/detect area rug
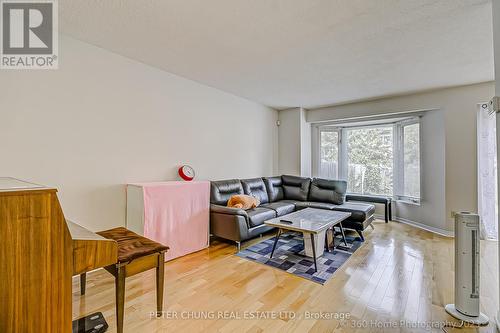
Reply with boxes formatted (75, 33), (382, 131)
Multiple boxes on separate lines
(236, 232), (363, 284)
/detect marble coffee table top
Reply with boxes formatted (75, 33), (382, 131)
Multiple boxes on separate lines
(264, 208), (351, 234)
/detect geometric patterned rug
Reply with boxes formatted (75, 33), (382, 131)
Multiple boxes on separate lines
(236, 232), (363, 284)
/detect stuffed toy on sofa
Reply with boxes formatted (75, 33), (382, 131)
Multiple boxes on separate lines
(227, 194), (260, 210)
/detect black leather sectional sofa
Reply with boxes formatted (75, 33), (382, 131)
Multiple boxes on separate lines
(210, 175), (375, 249)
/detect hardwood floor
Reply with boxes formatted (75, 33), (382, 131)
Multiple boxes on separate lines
(72, 220), (499, 332)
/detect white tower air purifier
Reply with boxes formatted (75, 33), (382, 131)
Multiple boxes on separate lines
(445, 212), (489, 325)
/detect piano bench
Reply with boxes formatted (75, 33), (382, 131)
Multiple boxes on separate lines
(80, 227), (169, 333)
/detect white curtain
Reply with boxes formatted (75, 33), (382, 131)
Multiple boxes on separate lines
(477, 103), (498, 240)
(319, 161), (338, 180)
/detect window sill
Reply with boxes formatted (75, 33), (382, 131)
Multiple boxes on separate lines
(394, 198), (421, 206)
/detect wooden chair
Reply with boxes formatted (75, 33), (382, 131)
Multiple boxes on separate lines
(80, 227), (169, 333)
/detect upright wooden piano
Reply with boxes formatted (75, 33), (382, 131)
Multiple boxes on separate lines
(0, 178), (117, 333)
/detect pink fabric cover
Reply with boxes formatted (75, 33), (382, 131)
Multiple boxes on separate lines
(131, 181), (209, 261)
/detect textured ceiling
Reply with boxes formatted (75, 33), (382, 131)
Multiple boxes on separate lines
(60, 0), (494, 109)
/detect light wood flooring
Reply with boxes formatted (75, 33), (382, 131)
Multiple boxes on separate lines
(72, 220), (499, 332)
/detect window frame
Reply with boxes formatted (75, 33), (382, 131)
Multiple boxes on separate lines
(394, 118), (422, 204)
(318, 127), (341, 180)
(313, 117), (421, 204)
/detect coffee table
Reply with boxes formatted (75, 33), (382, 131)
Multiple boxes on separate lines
(264, 208), (351, 272)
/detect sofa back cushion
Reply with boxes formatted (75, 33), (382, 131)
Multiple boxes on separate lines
(210, 179), (243, 205)
(241, 178), (269, 204)
(309, 178), (347, 204)
(281, 175), (311, 201)
(263, 176), (284, 202)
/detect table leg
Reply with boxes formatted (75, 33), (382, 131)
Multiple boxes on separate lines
(270, 229), (281, 258)
(385, 203), (389, 223)
(310, 233), (318, 272)
(325, 228), (334, 252)
(80, 273), (86, 295)
(331, 227), (335, 250)
(339, 223), (348, 247)
(388, 201), (392, 221)
(115, 265), (126, 333)
(156, 252), (165, 315)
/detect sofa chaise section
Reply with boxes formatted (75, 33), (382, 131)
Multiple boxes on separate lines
(306, 178), (375, 241)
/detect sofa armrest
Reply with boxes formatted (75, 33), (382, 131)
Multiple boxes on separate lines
(210, 204), (248, 218)
(210, 213), (250, 242)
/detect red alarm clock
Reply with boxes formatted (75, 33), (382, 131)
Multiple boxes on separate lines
(178, 165), (195, 181)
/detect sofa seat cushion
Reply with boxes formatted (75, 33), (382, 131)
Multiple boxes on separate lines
(246, 207), (277, 227)
(261, 202), (295, 216)
(331, 202), (375, 222)
(294, 201), (338, 210)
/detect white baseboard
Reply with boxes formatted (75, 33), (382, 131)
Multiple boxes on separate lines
(373, 214), (454, 237)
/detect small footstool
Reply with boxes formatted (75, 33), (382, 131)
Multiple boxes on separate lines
(80, 227), (169, 333)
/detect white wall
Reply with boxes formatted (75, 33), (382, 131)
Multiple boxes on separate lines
(303, 82), (494, 235)
(278, 108), (302, 175)
(300, 109), (312, 177)
(278, 107), (311, 176)
(0, 36), (278, 231)
(396, 110), (446, 234)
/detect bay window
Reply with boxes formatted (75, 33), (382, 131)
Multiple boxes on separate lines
(346, 125), (394, 196)
(319, 129), (340, 179)
(317, 117), (421, 203)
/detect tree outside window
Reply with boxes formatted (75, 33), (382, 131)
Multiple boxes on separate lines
(346, 126), (393, 196)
